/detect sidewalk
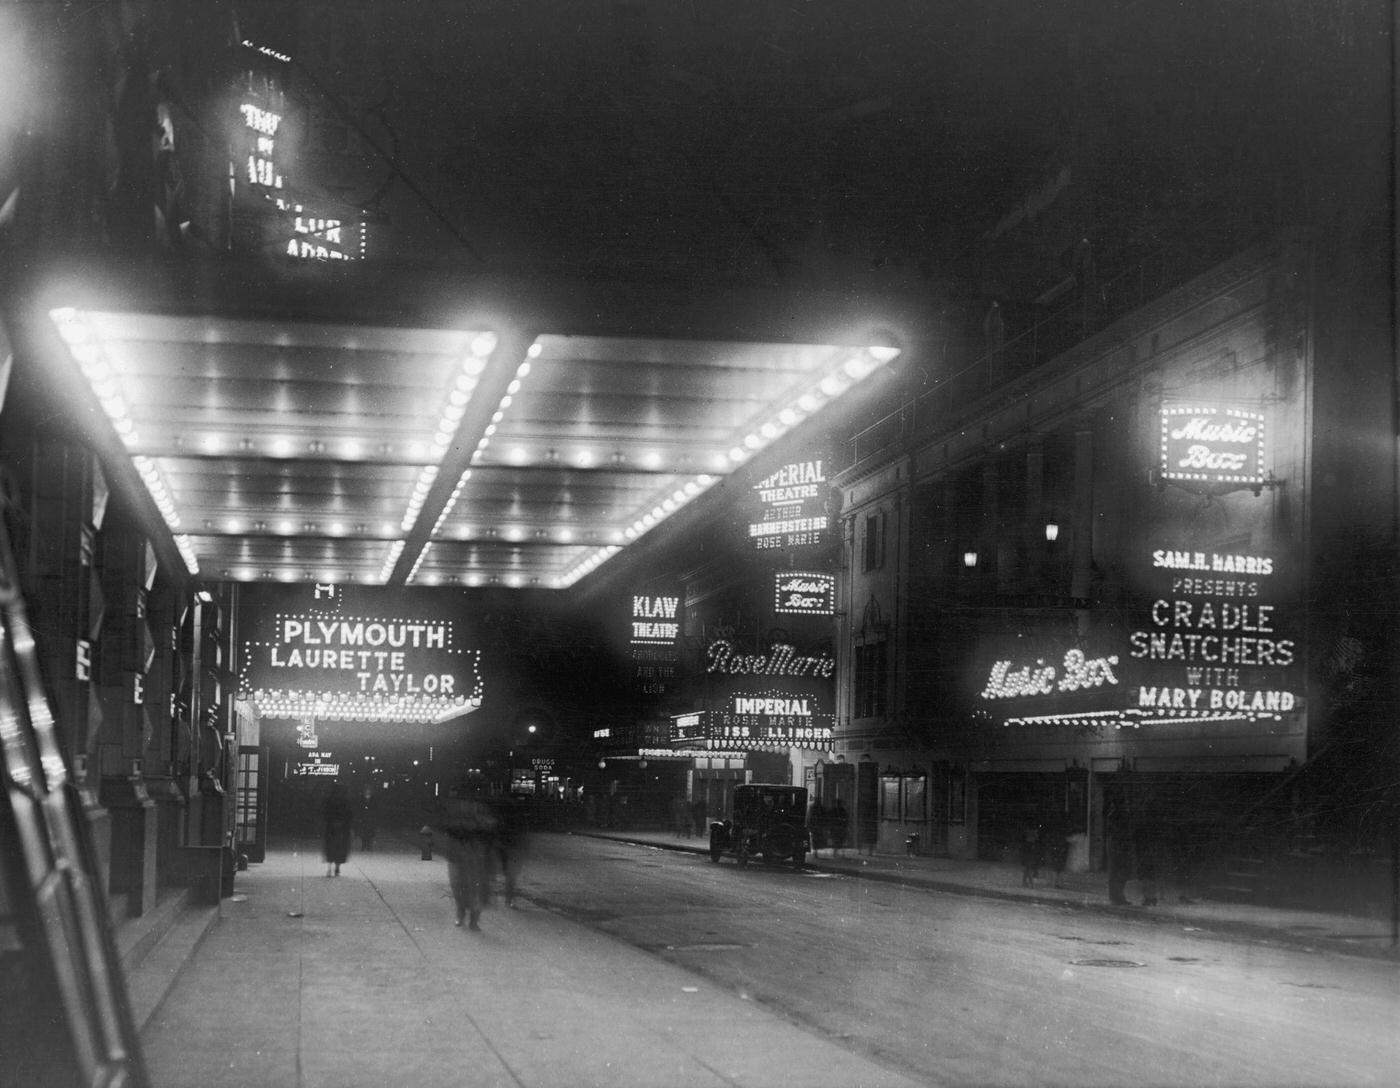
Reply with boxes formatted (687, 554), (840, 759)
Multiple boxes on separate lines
(137, 841), (928, 1088)
(575, 827), (1400, 962)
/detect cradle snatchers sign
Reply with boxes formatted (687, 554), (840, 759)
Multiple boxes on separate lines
(238, 584), (483, 723)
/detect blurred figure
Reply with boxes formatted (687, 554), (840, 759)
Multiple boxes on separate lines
(671, 794), (692, 838)
(809, 798), (828, 852)
(1046, 814), (1073, 889)
(322, 782), (353, 877)
(492, 795), (529, 908)
(357, 785), (379, 852)
(1019, 820), (1042, 888)
(438, 784), (497, 930)
(690, 795), (707, 837)
(828, 799), (848, 856)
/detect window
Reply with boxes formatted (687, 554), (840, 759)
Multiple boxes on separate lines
(879, 774), (928, 821)
(861, 511), (885, 572)
(853, 640), (887, 719)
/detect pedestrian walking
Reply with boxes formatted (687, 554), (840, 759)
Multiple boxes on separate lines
(1046, 816), (1072, 888)
(1105, 790), (1133, 905)
(691, 796), (708, 838)
(438, 782), (497, 930)
(321, 781), (353, 877)
(491, 795), (529, 908)
(809, 799), (828, 852)
(671, 795), (692, 838)
(829, 799), (848, 856)
(1018, 820), (1041, 887)
(357, 785), (379, 852)
(1134, 821), (1160, 906)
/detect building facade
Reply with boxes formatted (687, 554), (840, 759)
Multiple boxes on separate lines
(833, 228), (1396, 908)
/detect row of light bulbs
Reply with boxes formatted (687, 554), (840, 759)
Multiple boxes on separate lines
(556, 344), (900, 588)
(51, 308), (201, 575)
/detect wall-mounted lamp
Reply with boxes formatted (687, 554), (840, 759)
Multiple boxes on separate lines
(637, 759), (649, 771)
(1044, 521), (1060, 542)
(963, 549), (979, 568)
(597, 759), (607, 770)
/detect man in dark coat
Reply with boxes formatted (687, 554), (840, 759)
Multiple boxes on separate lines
(322, 782), (353, 877)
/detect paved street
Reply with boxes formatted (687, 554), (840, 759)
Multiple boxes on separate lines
(140, 832), (1400, 1087)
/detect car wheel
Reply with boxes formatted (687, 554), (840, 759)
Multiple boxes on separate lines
(764, 824), (797, 862)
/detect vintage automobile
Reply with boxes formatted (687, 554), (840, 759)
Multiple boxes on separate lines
(708, 784), (809, 867)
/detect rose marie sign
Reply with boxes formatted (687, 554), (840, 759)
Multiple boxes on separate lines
(237, 583), (483, 724)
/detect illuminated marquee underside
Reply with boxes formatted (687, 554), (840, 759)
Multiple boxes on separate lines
(252, 688), (480, 724)
(1002, 706), (1293, 729)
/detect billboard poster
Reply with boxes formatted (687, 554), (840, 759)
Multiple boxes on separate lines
(237, 583), (483, 724)
(1127, 545), (1301, 723)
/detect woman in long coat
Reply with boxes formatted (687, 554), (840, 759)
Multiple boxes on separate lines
(322, 782), (353, 876)
(438, 789), (497, 930)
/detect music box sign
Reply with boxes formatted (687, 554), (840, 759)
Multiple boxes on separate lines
(978, 635), (1126, 729)
(774, 572), (836, 615)
(1159, 405), (1266, 486)
(749, 457), (830, 551)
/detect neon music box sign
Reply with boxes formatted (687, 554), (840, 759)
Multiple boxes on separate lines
(1159, 405), (1266, 486)
(774, 572), (836, 615)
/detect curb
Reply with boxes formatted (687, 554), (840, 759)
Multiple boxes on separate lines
(570, 830), (1400, 963)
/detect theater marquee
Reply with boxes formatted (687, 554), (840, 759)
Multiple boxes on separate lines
(238, 584), (483, 724)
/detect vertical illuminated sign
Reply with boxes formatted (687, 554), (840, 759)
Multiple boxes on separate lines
(1129, 548), (1299, 719)
(629, 591), (681, 695)
(749, 457), (830, 550)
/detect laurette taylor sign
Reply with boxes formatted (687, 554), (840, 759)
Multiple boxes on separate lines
(1159, 405), (1266, 486)
(749, 458), (830, 550)
(238, 585), (483, 724)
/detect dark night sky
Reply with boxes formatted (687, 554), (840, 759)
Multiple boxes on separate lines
(243, 1), (1389, 288)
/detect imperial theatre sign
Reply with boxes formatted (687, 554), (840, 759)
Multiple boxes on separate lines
(238, 584), (483, 724)
(749, 458), (830, 550)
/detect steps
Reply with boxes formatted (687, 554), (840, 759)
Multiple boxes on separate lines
(113, 887), (220, 1032)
